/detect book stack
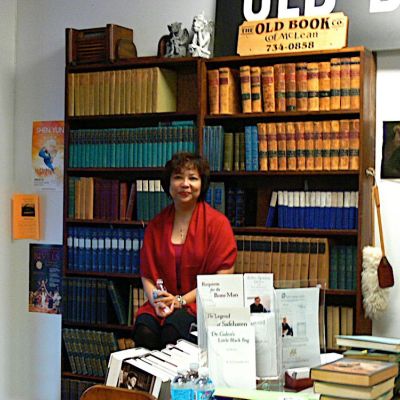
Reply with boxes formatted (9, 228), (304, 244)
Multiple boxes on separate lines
(338, 335), (400, 398)
(207, 58), (361, 115)
(68, 67), (177, 116)
(69, 124), (197, 168)
(266, 190), (359, 230)
(61, 378), (94, 400)
(234, 235), (329, 288)
(311, 357), (398, 400)
(66, 226), (144, 274)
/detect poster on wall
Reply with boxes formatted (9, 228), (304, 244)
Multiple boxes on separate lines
(32, 120), (64, 191)
(12, 193), (40, 240)
(28, 244), (63, 314)
(381, 121), (400, 179)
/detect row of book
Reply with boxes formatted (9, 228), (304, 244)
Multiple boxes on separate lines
(63, 278), (144, 325)
(267, 190), (359, 230)
(68, 125), (197, 168)
(67, 67), (177, 116)
(330, 245), (357, 291)
(207, 57), (360, 115)
(234, 235), (330, 289)
(66, 227), (144, 274)
(61, 379), (94, 400)
(62, 328), (119, 377)
(69, 178), (171, 222)
(325, 305), (354, 350)
(203, 120), (360, 173)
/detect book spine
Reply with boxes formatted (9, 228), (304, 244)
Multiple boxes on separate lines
(285, 63), (296, 111)
(330, 57), (341, 110)
(350, 56), (361, 110)
(318, 61), (331, 111)
(340, 57), (351, 110)
(239, 65), (252, 113)
(251, 125), (259, 171)
(295, 62), (308, 112)
(339, 119), (350, 170)
(313, 121), (323, 171)
(250, 66), (262, 113)
(257, 123), (268, 171)
(304, 121), (315, 171)
(295, 121), (306, 171)
(266, 123), (278, 171)
(244, 125), (253, 171)
(274, 64), (286, 112)
(276, 122), (287, 171)
(286, 122), (296, 171)
(349, 119), (360, 170)
(261, 66), (275, 112)
(322, 120), (331, 171)
(307, 62), (319, 111)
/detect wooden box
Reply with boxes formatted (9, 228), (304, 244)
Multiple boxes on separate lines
(66, 24), (136, 65)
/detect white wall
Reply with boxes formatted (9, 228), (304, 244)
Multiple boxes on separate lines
(372, 50), (400, 338)
(6, 1), (400, 399)
(12, 1), (215, 399)
(0, 1), (16, 399)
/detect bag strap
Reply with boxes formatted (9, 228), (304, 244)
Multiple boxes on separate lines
(373, 185), (385, 256)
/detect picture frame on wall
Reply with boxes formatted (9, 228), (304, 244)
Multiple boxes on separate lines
(381, 121), (400, 179)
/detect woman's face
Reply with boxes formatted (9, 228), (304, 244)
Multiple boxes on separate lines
(169, 165), (202, 208)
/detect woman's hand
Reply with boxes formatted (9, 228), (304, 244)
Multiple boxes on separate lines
(153, 290), (175, 308)
(154, 300), (175, 318)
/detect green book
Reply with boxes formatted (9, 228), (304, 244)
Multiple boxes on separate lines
(107, 280), (127, 325)
(223, 132), (234, 171)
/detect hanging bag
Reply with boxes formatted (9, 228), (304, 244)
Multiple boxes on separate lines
(362, 183), (394, 319)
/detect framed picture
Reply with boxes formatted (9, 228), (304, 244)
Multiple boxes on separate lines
(381, 121), (400, 179)
(28, 244), (63, 314)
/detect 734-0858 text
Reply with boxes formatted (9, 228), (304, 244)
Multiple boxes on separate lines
(265, 41), (315, 52)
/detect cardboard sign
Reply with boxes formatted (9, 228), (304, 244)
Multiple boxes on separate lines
(237, 12), (348, 56)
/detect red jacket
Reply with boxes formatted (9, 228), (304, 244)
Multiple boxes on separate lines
(137, 201), (237, 321)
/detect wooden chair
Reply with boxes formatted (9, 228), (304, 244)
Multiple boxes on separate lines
(80, 385), (157, 400)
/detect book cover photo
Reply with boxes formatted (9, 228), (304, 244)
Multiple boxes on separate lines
(28, 244), (63, 314)
(311, 357), (398, 386)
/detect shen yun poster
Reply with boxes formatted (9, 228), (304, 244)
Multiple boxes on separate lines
(32, 120), (64, 191)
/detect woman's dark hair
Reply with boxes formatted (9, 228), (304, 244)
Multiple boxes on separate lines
(161, 152), (210, 201)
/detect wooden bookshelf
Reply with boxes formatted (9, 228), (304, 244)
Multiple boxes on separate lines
(62, 45), (375, 383)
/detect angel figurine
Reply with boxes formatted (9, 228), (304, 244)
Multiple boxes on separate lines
(188, 12), (214, 58)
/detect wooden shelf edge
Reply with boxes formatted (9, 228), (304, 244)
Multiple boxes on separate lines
(64, 270), (140, 279)
(62, 371), (105, 382)
(232, 227), (358, 236)
(62, 321), (135, 332)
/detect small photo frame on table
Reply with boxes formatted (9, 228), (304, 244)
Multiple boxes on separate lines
(381, 121), (400, 179)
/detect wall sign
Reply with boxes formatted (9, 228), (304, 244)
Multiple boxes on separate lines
(237, 12), (348, 56)
(214, 0), (400, 56)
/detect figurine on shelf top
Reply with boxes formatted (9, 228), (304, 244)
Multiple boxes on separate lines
(188, 11), (214, 59)
(165, 22), (190, 58)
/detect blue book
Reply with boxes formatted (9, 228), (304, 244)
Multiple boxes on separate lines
(314, 192), (321, 229)
(84, 227), (92, 272)
(132, 229), (141, 274)
(117, 228), (125, 273)
(329, 192), (337, 229)
(104, 228), (112, 273)
(125, 230), (133, 274)
(91, 228), (98, 272)
(251, 125), (259, 171)
(213, 182), (225, 213)
(235, 188), (246, 227)
(244, 125), (253, 171)
(265, 191), (278, 227)
(283, 191), (289, 228)
(67, 226), (74, 270)
(205, 185), (213, 206)
(77, 228), (85, 272)
(304, 192), (311, 229)
(107, 280), (127, 325)
(97, 228), (105, 273)
(111, 229), (119, 273)
(309, 192), (316, 229)
(336, 192), (344, 229)
(277, 191), (284, 228)
(287, 191), (294, 228)
(299, 192), (306, 228)
(343, 191), (351, 229)
(350, 191), (358, 229)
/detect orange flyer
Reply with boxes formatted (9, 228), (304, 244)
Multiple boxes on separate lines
(12, 193), (40, 240)
(32, 120), (64, 191)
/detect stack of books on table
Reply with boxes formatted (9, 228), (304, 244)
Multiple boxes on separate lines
(337, 335), (400, 398)
(311, 357), (398, 400)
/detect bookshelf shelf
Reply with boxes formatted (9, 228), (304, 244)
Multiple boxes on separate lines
(62, 321), (135, 332)
(211, 170), (360, 177)
(62, 372), (105, 383)
(66, 218), (146, 226)
(64, 270), (141, 279)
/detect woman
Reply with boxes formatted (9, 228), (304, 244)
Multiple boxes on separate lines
(133, 152), (237, 350)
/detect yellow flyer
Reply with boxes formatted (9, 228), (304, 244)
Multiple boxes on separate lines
(12, 193), (40, 240)
(32, 120), (64, 191)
